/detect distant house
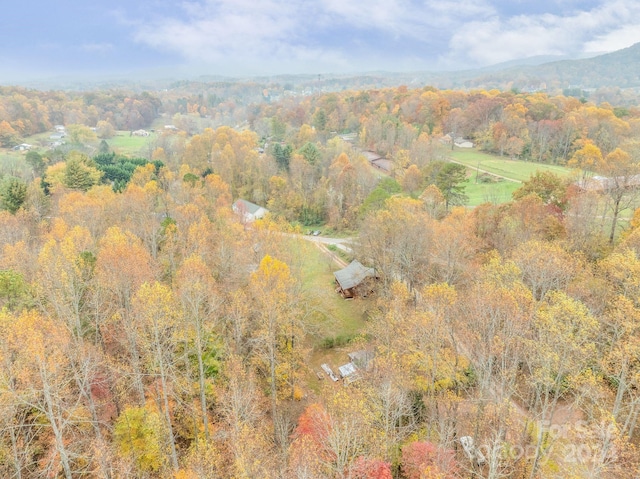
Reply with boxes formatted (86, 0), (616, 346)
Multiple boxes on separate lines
(132, 129), (150, 137)
(576, 174), (640, 192)
(440, 134), (474, 148)
(334, 260), (376, 298)
(440, 134), (453, 146)
(49, 133), (66, 140)
(54, 125), (66, 133)
(454, 138), (474, 148)
(339, 132), (357, 143)
(164, 124), (178, 131)
(12, 143), (32, 151)
(232, 199), (269, 223)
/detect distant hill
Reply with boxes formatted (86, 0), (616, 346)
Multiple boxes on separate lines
(9, 43), (640, 95)
(440, 43), (640, 91)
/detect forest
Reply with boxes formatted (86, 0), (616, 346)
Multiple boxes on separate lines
(1, 82), (640, 478)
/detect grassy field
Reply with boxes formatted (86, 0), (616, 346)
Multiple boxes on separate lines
(0, 151), (32, 177)
(450, 148), (574, 182)
(289, 238), (372, 393)
(296, 239), (368, 341)
(464, 176), (521, 206)
(106, 131), (157, 157)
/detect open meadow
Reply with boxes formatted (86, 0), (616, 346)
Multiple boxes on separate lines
(450, 148), (575, 182)
(105, 131), (157, 157)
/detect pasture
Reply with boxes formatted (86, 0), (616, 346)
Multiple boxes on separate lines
(106, 131), (157, 157)
(463, 176), (521, 206)
(450, 148), (574, 182)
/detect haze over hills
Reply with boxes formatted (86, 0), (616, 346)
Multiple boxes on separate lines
(8, 43), (640, 96)
(444, 42), (640, 91)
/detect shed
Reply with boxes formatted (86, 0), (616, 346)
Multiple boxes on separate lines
(334, 260), (376, 298)
(348, 350), (374, 369)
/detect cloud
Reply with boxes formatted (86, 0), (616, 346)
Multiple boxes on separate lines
(127, 0), (640, 74)
(445, 0), (640, 67)
(129, 0), (497, 73)
(133, 0), (312, 64)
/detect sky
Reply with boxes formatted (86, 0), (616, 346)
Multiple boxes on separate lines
(3, 0), (640, 83)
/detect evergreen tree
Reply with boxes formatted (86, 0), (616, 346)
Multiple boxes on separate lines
(63, 154), (101, 191)
(435, 162), (468, 210)
(273, 143), (292, 172)
(0, 177), (27, 214)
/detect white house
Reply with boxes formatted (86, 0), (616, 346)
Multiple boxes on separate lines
(12, 143), (32, 151)
(232, 199), (269, 223)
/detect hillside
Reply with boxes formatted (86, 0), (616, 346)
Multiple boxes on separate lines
(447, 43), (640, 91)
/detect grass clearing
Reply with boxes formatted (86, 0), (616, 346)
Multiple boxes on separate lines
(296, 239), (368, 341)
(0, 151), (31, 177)
(464, 177), (520, 206)
(450, 149), (573, 182)
(106, 131), (157, 157)
(289, 238), (372, 394)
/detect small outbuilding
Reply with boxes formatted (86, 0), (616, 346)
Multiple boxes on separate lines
(338, 350), (375, 385)
(334, 260), (376, 298)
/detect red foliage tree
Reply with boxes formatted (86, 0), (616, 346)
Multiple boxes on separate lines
(352, 457), (393, 479)
(401, 441), (457, 479)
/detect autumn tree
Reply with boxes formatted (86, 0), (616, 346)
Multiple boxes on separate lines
(0, 120), (20, 146)
(525, 291), (598, 477)
(568, 140), (602, 184)
(96, 120), (115, 139)
(0, 310), (80, 478)
(292, 392), (373, 479)
(67, 123), (98, 144)
(596, 146), (640, 244)
(176, 254), (221, 442)
(249, 255), (302, 444)
(358, 198), (433, 293)
(132, 281), (181, 470)
(401, 441), (457, 479)
(512, 171), (568, 209)
(94, 226), (155, 402)
(512, 239), (578, 301)
(401, 164), (424, 194)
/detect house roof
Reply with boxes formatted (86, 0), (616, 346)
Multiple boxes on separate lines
(334, 260), (375, 291)
(234, 199), (266, 215)
(371, 158), (393, 172)
(338, 362), (357, 378)
(348, 350), (374, 369)
(362, 150), (384, 162)
(577, 174), (640, 192)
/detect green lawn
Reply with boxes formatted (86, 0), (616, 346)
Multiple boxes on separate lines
(450, 149), (574, 182)
(464, 177), (520, 206)
(18, 129), (156, 158)
(287, 238), (372, 393)
(296, 239), (368, 342)
(0, 151), (32, 178)
(106, 131), (157, 157)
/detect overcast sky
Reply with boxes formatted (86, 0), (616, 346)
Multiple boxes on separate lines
(3, 0), (640, 82)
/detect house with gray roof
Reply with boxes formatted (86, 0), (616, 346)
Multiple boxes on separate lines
(232, 199), (269, 223)
(334, 260), (376, 298)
